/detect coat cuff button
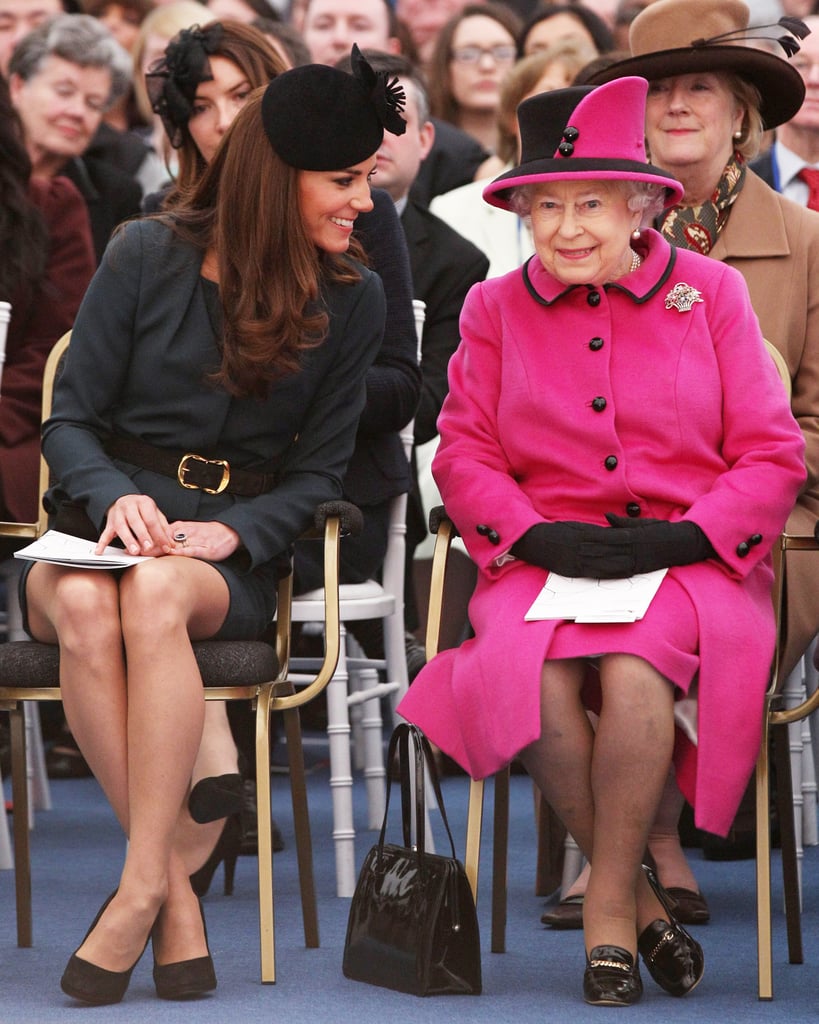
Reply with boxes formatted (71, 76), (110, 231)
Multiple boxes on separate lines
(736, 541), (750, 557)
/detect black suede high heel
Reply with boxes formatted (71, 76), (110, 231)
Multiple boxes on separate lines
(190, 814), (243, 897)
(60, 892), (149, 1006)
(188, 773), (242, 824)
(637, 865), (704, 997)
(153, 898), (217, 999)
(583, 945), (643, 1006)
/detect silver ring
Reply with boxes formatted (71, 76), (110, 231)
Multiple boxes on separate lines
(174, 532), (188, 547)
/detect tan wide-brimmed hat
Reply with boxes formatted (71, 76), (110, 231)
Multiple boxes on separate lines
(586, 0), (806, 129)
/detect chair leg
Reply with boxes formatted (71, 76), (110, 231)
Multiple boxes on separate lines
(326, 627), (356, 896)
(465, 777), (485, 903)
(491, 767), (510, 954)
(9, 704), (32, 947)
(756, 730), (773, 1000)
(254, 688), (276, 984)
(283, 705), (319, 948)
(772, 723), (803, 964)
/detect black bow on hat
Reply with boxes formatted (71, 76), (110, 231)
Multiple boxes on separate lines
(146, 24), (223, 149)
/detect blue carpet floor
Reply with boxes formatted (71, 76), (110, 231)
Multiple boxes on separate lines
(2, 730), (819, 1023)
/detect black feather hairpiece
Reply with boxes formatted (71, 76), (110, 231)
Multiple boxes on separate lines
(350, 43), (406, 137)
(691, 15), (810, 59)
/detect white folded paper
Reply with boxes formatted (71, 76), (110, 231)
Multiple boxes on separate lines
(14, 530), (153, 569)
(525, 568), (667, 623)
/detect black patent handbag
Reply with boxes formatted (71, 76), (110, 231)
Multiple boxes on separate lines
(342, 723), (482, 996)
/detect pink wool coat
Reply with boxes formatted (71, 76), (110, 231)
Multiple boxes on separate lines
(398, 229), (806, 837)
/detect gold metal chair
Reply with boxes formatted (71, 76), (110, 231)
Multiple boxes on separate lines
(424, 506), (510, 954)
(0, 332), (352, 984)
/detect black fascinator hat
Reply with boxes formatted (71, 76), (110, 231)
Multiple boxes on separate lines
(146, 24), (223, 149)
(261, 44), (406, 170)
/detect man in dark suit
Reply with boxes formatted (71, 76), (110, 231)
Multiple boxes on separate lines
(751, 15), (819, 208)
(361, 51), (490, 646)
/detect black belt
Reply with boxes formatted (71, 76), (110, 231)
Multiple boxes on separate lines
(104, 436), (279, 498)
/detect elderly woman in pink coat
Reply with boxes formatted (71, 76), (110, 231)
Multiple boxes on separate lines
(397, 76), (806, 1007)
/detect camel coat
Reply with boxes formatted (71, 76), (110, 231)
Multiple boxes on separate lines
(710, 169), (819, 675)
(398, 230), (805, 837)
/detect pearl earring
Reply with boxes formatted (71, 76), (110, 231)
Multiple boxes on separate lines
(734, 130), (742, 139)
(631, 228), (641, 241)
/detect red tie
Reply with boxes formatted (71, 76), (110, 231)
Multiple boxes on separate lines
(798, 167), (819, 211)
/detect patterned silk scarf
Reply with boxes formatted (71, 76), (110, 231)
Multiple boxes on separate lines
(657, 154), (747, 255)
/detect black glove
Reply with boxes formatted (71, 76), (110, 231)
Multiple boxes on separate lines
(511, 517), (715, 579)
(510, 521), (635, 578)
(602, 514), (716, 574)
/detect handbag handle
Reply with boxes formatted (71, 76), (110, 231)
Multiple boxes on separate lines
(378, 723), (459, 871)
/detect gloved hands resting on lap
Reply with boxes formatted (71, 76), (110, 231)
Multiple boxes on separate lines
(510, 515), (715, 579)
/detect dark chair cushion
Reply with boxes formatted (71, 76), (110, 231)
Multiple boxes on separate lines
(0, 640), (277, 690)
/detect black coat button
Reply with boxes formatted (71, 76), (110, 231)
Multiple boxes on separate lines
(736, 541), (750, 557)
(587, 290), (601, 307)
(604, 455), (618, 471)
(592, 396), (607, 412)
(626, 503), (641, 517)
(589, 337), (604, 351)
(476, 524), (490, 536)
(750, 533), (763, 546)
(563, 126), (579, 142)
(487, 529), (500, 545)
(558, 141), (574, 156)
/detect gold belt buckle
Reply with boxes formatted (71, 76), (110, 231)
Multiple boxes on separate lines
(177, 453), (231, 494)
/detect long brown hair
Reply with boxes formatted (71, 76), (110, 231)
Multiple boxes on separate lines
(165, 87), (364, 399)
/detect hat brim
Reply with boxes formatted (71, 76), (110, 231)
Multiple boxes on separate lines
(586, 46), (805, 130)
(483, 159), (685, 211)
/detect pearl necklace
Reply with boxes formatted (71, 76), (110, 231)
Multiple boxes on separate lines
(629, 248), (641, 273)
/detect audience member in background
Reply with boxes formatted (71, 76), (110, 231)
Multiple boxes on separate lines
(0, 73), (95, 532)
(85, 0), (154, 51)
(342, 49), (489, 653)
(206, 0), (278, 20)
(131, 0), (210, 182)
(611, 0), (654, 50)
(517, 1), (614, 58)
(427, 2), (522, 154)
(431, 43), (591, 275)
(23, 53), (393, 1006)
(479, 34), (596, 177)
(394, 0), (474, 69)
(751, 14), (819, 205)
(301, 0), (400, 66)
(9, 15), (141, 261)
(583, 0), (819, 879)
(0, 0), (63, 75)
(252, 14), (311, 65)
(145, 20), (286, 209)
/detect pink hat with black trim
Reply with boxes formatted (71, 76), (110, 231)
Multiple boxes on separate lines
(483, 76), (684, 212)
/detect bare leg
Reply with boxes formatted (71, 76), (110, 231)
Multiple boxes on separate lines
(26, 557), (231, 972)
(519, 654), (675, 956)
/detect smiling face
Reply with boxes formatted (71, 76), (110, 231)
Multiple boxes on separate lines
(448, 14), (517, 115)
(186, 56), (253, 164)
(529, 179), (641, 287)
(644, 72), (744, 190)
(298, 155), (377, 253)
(10, 55), (113, 174)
